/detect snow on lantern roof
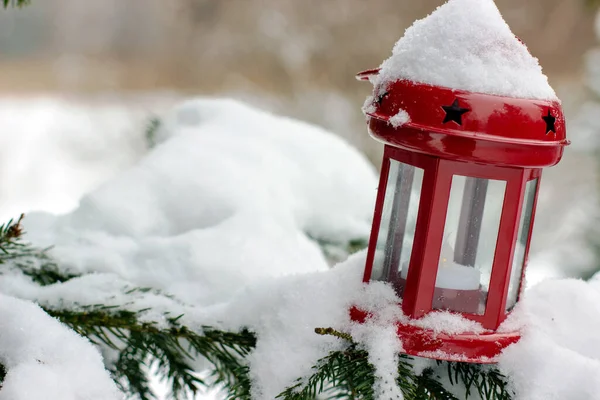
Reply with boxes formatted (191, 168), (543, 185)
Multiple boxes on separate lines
(374, 0), (557, 101)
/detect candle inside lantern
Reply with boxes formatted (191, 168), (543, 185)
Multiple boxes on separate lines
(401, 236), (482, 291)
(436, 236), (481, 290)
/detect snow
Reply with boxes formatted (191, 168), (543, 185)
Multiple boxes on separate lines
(216, 254), (600, 400)
(351, 323), (404, 400)
(21, 98), (378, 307)
(362, 95), (376, 117)
(374, 0), (557, 100)
(388, 110), (410, 128)
(411, 310), (485, 335)
(0, 97), (377, 398)
(498, 278), (600, 400)
(1, 93), (597, 400)
(0, 294), (121, 400)
(0, 96), (157, 221)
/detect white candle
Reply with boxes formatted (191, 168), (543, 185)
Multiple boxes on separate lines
(399, 237), (481, 290)
(436, 236), (480, 290)
(435, 263), (481, 290)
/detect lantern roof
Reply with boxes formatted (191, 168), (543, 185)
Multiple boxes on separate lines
(371, 0), (556, 101)
(358, 0), (568, 167)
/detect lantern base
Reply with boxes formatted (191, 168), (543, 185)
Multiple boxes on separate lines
(350, 308), (520, 363)
(394, 323), (520, 363)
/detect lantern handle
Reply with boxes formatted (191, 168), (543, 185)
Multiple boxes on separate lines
(355, 68), (380, 81)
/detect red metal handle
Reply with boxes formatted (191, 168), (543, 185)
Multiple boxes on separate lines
(355, 68), (380, 81)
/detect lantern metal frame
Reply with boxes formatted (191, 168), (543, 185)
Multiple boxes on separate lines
(353, 69), (568, 363)
(353, 146), (539, 362)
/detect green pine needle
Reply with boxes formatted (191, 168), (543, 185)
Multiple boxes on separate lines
(146, 117), (161, 149)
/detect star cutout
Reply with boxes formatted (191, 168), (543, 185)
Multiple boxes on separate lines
(442, 99), (470, 125)
(376, 91), (389, 105)
(542, 110), (556, 134)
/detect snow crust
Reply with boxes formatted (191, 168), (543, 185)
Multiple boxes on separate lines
(0, 294), (121, 400)
(375, 0), (557, 100)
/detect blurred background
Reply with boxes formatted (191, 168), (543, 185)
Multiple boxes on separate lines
(1, 0), (600, 283)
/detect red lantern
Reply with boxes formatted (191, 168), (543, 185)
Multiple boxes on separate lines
(352, 69), (569, 363)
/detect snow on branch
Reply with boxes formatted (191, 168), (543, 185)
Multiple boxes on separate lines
(0, 215), (513, 399)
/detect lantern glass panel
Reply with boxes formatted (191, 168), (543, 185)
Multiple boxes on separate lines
(506, 178), (538, 310)
(370, 159), (424, 295)
(433, 175), (506, 315)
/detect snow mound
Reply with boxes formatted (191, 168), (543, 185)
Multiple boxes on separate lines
(499, 278), (600, 399)
(0, 294), (120, 400)
(375, 0), (556, 100)
(207, 251), (409, 399)
(224, 253), (600, 400)
(22, 98), (377, 306)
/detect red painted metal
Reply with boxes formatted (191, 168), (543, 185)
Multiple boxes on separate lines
(403, 157), (452, 318)
(361, 73), (568, 168)
(355, 68), (568, 363)
(514, 169), (542, 306)
(362, 157), (391, 283)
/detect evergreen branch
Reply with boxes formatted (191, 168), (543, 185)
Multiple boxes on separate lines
(0, 214), (80, 285)
(2, 0), (29, 8)
(17, 257), (80, 285)
(146, 117), (161, 149)
(411, 368), (459, 400)
(47, 307), (255, 399)
(306, 234), (368, 265)
(277, 345), (376, 400)
(586, 0), (600, 9)
(0, 217), (513, 400)
(278, 331), (512, 400)
(446, 362), (514, 400)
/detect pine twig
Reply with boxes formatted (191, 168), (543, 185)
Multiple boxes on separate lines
(446, 362), (514, 400)
(278, 333), (513, 400)
(315, 327), (353, 342)
(2, 0), (30, 8)
(277, 345), (376, 400)
(145, 117), (161, 149)
(47, 307), (256, 399)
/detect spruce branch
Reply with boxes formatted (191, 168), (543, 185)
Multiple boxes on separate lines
(0, 216), (513, 400)
(47, 307), (256, 399)
(277, 345), (376, 400)
(2, 0), (30, 8)
(279, 330), (513, 400)
(446, 362), (514, 400)
(0, 214), (79, 285)
(146, 117), (161, 149)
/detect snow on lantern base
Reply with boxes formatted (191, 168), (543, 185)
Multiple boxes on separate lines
(349, 306), (520, 363)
